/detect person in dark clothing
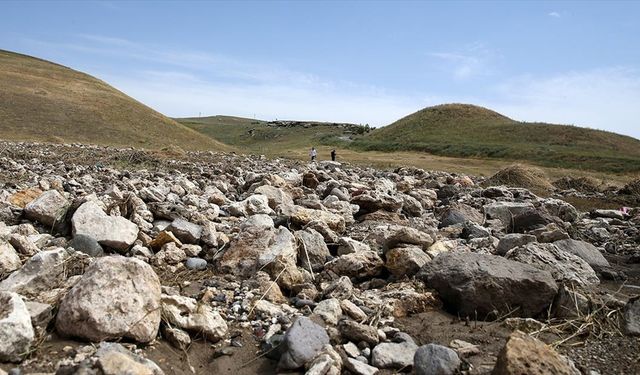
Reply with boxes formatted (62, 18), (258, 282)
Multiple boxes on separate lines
(330, 149), (336, 161)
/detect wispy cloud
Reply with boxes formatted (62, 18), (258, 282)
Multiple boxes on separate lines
(548, 11), (561, 18)
(488, 67), (640, 138)
(428, 43), (495, 80)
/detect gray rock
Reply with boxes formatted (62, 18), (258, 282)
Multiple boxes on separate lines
(0, 241), (21, 275)
(382, 225), (435, 250)
(55, 256), (161, 343)
(24, 190), (69, 228)
(0, 248), (70, 297)
(418, 252), (558, 319)
(592, 209), (626, 220)
(68, 234), (104, 257)
(553, 285), (590, 318)
(167, 218), (203, 244)
(325, 251), (383, 279)
(296, 228), (331, 272)
(439, 203), (483, 227)
(372, 337), (418, 369)
(95, 342), (164, 375)
(624, 296), (640, 336)
(346, 357), (379, 375)
(496, 234), (537, 256)
(151, 242), (186, 266)
(313, 298), (342, 325)
(24, 300), (54, 333)
(185, 257), (207, 270)
(72, 201), (138, 251)
(163, 326), (191, 350)
(339, 320), (379, 346)
(278, 316), (330, 370)
(553, 239), (610, 270)
(337, 237), (371, 255)
(483, 202), (535, 228)
(506, 243), (599, 286)
(414, 344), (460, 375)
(0, 292), (34, 362)
(323, 276), (354, 300)
(462, 222), (491, 239)
(240, 214), (274, 230)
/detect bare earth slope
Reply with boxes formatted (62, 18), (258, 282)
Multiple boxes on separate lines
(0, 50), (227, 151)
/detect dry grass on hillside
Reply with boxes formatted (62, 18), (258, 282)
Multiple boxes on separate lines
(0, 50), (227, 152)
(483, 164), (554, 192)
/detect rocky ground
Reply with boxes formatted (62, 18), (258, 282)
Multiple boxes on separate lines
(0, 141), (638, 375)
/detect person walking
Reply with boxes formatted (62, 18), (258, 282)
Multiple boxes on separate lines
(330, 149), (336, 161)
(309, 147), (317, 161)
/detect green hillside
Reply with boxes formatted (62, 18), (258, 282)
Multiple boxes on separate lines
(178, 116), (366, 156)
(0, 50), (228, 151)
(353, 104), (640, 173)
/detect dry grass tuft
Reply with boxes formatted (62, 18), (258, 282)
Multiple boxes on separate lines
(553, 176), (606, 193)
(484, 164), (554, 192)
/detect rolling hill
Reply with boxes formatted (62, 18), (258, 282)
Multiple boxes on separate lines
(178, 115), (367, 156)
(0, 50), (227, 151)
(352, 104), (640, 173)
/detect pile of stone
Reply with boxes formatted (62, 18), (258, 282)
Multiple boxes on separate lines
(0, 141), (637, 374)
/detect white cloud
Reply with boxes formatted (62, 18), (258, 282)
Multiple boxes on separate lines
(548, 11), (561, 18)
(485, 67), (640, 139)
(428, 43), (495, 80)
(15, 35), (640, 139)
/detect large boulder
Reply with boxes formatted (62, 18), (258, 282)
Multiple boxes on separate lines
(72, 201), (138, 251)
(493, 331), (580, 375)
(0, 292), (34, 362)
(418, 252), (558, 319)
(0, 248), (70, 298)
(279, 316), (330, 370)
(55, 256), (161, 343)
(553, 239), (610, 270)
(161, 294), (227, 341)
(24, 190), (69, 228)
(506, 243), (599, 286)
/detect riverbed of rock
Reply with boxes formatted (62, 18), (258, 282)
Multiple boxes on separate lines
(0, 141), (638, 375)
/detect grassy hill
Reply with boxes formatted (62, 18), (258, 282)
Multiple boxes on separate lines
(0, 50), (227, 151)
(352, 104), (640, 173)
(178, 116), (366, 156)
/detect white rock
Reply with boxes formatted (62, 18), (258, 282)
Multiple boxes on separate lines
(0, 241), (21, 275)
(161, 294), (228, 341)
(0, 248), (70, 298)
(0, 292), (35, 362)
(72, 201), (139, 251)
(55, 256), (161, 343)
(313, 298), (342, 325)
(24, 190), (69, 227)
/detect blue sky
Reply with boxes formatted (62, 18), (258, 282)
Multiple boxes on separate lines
(2, 1), (640, 139)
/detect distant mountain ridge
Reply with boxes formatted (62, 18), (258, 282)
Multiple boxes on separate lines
(0, 50), (226, 151)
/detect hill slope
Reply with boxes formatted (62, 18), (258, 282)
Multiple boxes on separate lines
(178, 116), (367, 155)
(354, 104), (640, 173)
(0, 50), (227, 151)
